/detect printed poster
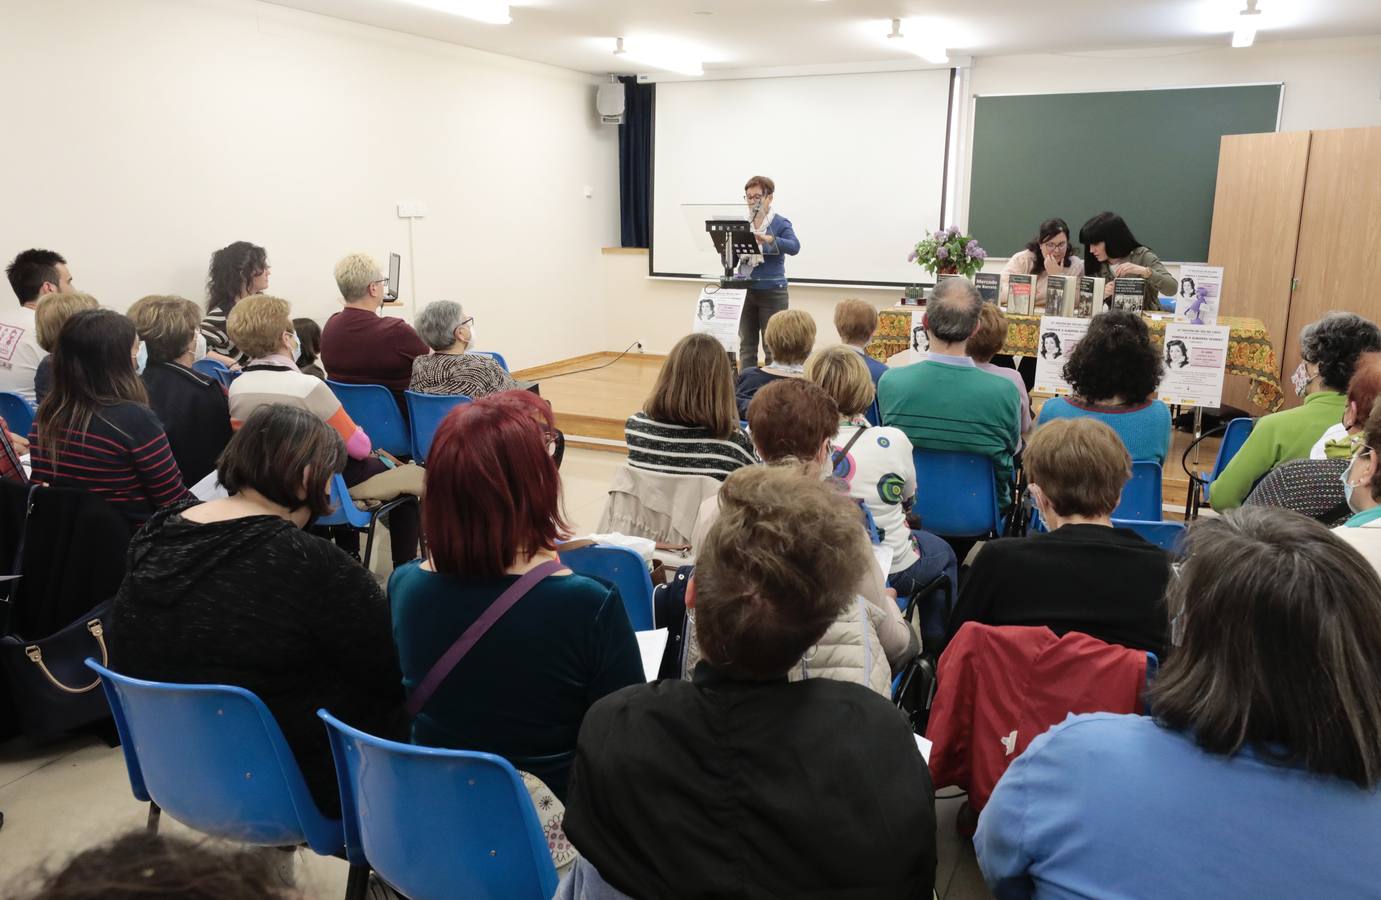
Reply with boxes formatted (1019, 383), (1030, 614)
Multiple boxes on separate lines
(1158, 323), (1230, 408)
(691, 287), (746, 354)
(1174, 264), (1224, 326)
(1032, 316), (1091, 396)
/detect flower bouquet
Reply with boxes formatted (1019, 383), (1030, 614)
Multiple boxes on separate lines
(909, 226), (987, 278)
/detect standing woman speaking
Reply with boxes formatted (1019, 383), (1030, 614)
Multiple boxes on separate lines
(736, 175), (801, 372)
(1079, 212), (1176, 310)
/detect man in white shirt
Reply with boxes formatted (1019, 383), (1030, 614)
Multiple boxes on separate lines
(2, 249), (74, 403)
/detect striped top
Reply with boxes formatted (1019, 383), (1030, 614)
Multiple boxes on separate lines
(229, 362), (372, 459)
(624, 412), (757, 482)
(410, 353), (517, 398)
(199, 310), (249, 366)
(29, 402), (193, 525)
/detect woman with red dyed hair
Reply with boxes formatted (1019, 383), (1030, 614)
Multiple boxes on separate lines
(388, 391), (643, 801)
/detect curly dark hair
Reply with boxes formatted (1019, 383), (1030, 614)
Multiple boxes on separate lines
(206, 241), (267, 316)
(1300, 312), (1381, 393)
(1062, 310), (1163, 403)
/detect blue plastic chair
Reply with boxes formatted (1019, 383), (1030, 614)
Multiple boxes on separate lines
(404, 390), (471, 463)
(319, 710), (558, 900)
(0, 391), (36, 437)
(327, 380), (411, 458)
(1113, 461), (1164, 522)
(1189, 416), (1256, 518)
(467, 350), (510, 373)
(911, 449), (1004, 539)
(1112, 518), (1188, 556)
(315, 473), (416, 570)
(85, 660), (350, 858)
(191, 358), (237, 388)
(559, 543), (655, 631)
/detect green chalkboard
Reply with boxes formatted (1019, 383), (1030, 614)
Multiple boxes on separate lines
(968, 84), (1281, 263)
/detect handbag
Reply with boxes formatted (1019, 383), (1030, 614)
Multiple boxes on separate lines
(0, 599), (113, 738)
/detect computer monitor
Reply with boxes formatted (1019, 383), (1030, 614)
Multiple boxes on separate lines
(385, 252), (401, 302)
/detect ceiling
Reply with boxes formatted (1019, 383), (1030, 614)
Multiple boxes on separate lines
(265, 0), (1381, 76)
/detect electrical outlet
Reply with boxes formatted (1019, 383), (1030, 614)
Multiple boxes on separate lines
(397, 202), (428, 218)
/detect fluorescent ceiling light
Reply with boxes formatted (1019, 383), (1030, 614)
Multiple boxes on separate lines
(886, 18), (948, 65)
(394, 0), (511, 25)
(1232, 0), (1261, 48)
(613, 37), (704, 77)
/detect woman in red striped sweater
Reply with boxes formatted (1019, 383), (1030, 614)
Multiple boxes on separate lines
(30, 309), (191, 525)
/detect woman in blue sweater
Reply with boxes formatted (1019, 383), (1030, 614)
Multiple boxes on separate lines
(1037, 310), (1170, 464)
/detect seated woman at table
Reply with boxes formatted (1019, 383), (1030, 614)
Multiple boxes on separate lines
(1213, 312), (1381, 511)
(1001, 217), (1083, 311)
(1079, 212), (1177, 310)
(1036, 310), (1171, 464)
(409, 300), (518, 398)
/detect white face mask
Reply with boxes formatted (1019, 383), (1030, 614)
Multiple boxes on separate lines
(464, 324), (476, 347)
(192, 332), (208, 362)
(1341, 449), (1372, 513)
(135, 342), (148, 375)
(289, 333), (301, 361)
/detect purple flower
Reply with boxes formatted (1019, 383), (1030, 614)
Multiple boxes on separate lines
(907, 250), (919, 263)
(933, 230), (946, 242)
(935, 246), (950, 261)
(975, 248), (987, 260)
(964, 239), (979, 254)
(947, 225), (961, 238)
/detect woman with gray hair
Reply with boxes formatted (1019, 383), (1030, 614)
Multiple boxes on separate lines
(1213, 311), (1381, 510)
(409, 300), (518, 398)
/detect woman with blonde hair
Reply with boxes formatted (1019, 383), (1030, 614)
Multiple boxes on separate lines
(624, 333), (756, 481)
(735, 308), (815, 418)
(32, 291), (99, 406)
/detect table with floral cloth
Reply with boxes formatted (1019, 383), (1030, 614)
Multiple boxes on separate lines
(868, 309), (1283, 412)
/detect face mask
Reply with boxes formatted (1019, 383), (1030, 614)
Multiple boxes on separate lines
(192, 332), (207, 362)
(1292, 361), (1315, 397)
(464, 325), (476, 347)
(1341, 452), (1371, 513)
(135, 342), (148, 375)
(289, 333), (301, 361)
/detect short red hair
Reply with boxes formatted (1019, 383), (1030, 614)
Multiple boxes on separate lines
(423, 395), (569, 577)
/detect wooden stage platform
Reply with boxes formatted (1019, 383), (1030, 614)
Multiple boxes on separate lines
(515, 351), (1218, 519)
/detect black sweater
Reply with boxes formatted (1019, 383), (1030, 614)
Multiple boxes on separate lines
(141, 362), (233, 487)
(947, 524), (1172, 658)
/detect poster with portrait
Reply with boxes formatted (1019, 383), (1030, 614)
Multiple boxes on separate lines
(1157, 323), (1230, 408)
(1032, 316), (1091, 396)
(909, 308), (930, 361)
(691, 286), (746, 353)
(1174, 264), (1224, 326)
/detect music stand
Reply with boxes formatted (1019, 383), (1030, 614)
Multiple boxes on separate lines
(705, 218), (756, 287)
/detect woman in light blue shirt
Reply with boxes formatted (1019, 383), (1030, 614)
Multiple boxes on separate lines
(977, 507), (1381, 899)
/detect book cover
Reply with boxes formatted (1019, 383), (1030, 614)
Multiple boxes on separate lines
(1006, 273), (1036, 316)
(1046, 275), (1078, 317)
(974, 272), (1000, 305)
(1112, 277), (1146, 313)
(1175, 264), (1224, 326)
(1074, 276), (1103, 319)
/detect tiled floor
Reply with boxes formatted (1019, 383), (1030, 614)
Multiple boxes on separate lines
(0, 448), (989, 899)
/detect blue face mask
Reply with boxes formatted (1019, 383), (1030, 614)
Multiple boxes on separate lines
(135, 342), (148, 375)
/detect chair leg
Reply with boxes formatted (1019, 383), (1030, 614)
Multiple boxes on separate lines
(145, 801), (161, 834)
(362, 521), (377, 572)
(344, 863), (371, 900)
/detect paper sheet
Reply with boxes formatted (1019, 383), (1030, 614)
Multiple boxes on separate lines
(914, 733), (933, 763)
(190, 469), (229, 501)
(871, 544), (894, 584)
(636, 628), (669, 681)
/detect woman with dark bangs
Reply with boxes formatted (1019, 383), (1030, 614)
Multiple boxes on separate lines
(1079, 212), (1176, 311)
(389, 394), (642, 800)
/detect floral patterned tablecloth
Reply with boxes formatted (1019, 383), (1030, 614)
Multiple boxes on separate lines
(869, 309), (1283, 412)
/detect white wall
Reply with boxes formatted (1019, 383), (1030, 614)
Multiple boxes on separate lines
(0, 0), (619, 371)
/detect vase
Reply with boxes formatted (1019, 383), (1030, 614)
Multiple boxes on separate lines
(935, 264), (959, 276)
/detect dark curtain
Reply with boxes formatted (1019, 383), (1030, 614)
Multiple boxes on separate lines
(618, 76), (654, 248)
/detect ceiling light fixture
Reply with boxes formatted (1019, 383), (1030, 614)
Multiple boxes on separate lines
(886, 17), (948, 65)
(613, 37), (704, 77)
(1232, 0), (1261, 48)
(394, 0), (511, 25)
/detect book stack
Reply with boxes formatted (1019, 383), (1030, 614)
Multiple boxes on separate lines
(1006, 274), (1036, 315)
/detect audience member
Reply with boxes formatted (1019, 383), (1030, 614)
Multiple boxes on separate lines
(227, 294), (419, 565)
(110, 405), (403, 816)
(32, 291), (99, 406)
(292, 316), (325, 379)
(390, 395), (642, 800)
(625, 333), (756, 481)
(2, 249), (74, 403)
(967, 303), (1032, 441)
(488, 387), (565, 468)
(833, 297), (888, 390)
(806, 346), (958, 644)
(878, 278), (1021, 509)
(1213, 311), (1381, 510)
(948, 418), (1171, 658)
(560, 464), (937, 900)
(1308, 350), (1381, 459)
(30, 310), (191, 525)
(127, 295), (233, 486)
(200, 240), (268, 368)
(319, 252), (429, 408)
(734, 308), (814, 418)
(1331, 397), (1381, 574)
(1036, 310), (1170, 463)
(977, 507), (1381, 898)
(19, 831), (297, 900)
(410, 300), (517, 397)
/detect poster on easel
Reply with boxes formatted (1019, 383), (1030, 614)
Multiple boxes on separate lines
(1174, 265), (1224, 326)
(907, 308), (930, 362)
(691, 286), (746, 354)
(1158, 323), (1230, 408)
(1032, 316), (1091, 396)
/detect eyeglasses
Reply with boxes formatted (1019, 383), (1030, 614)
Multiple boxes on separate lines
(1041, 240), (1069, 252)
(744, 193), (766, 202)
(458, 317), (474, 330)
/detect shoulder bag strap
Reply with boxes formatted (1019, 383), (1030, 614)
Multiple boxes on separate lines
(405, 557), (567, 718)
(831, 424), (869, 469)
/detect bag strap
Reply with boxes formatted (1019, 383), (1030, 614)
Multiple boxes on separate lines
(405, 557), (567, 718)
(831, 424), (869, 469)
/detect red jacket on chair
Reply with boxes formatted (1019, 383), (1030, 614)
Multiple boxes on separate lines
(927, 622), (1148, 812)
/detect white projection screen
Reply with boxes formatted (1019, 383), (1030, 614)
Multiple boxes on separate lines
(651, 69), (954, 286)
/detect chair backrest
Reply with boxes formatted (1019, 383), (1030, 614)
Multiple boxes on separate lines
(0, 391), (36, 438)
(467, 350), (510, 373)
(319, 710), (558, 900)
(86, 660), (342, 853)
(327, 380), (411, 457)
(911, 449), (1003, 538)
(314, 474), (369, 529)
(1212, 417), (1256, 482)
(1111, 518), (1188, 556)
(404, 390), (471, 463)
(558, 543), (655, 631)
(1113, 461), (1164, 522)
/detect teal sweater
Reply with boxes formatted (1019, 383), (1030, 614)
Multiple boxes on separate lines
(1211, 391), (1346, 511)
(878, 358), (1021, 509)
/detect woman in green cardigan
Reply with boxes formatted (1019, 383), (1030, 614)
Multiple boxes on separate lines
(1079, 212), (1177, 311)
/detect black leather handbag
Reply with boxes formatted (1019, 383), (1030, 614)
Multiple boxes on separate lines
(0, 599), (113, 738)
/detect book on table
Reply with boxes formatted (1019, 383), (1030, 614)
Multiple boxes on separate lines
(1046, 274), (1078, 317)
(1075, 276), (1103, 318)
(1111, 277), (1147, 313)
(974, 272), (1000, 304)
(1005, 273), (1036, 315)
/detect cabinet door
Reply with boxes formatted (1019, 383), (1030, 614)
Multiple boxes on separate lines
(1283, 126), (1381, 408)
(1208, 130), (1311, 412)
